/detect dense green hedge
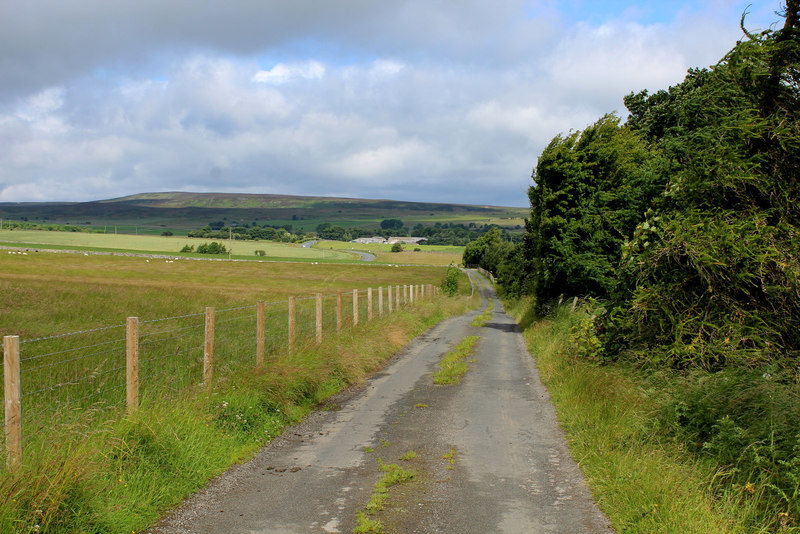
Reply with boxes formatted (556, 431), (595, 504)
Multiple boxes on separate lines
(482, 6), (800, 370)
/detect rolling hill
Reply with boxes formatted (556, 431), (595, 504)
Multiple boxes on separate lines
(0, 192), (528, 234)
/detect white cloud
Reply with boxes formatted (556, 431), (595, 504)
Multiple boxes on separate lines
(252, 61), (326, 84)
(329, 139), (438, 180)
(369, 59), (405, 77)
(0, 0), (786, 207)
(546, 22), (684, 104)
(17, 87), (65, 119)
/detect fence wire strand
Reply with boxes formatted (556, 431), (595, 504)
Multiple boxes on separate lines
(1, 283), (434, 455)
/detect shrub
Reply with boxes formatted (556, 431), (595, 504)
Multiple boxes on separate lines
(196, 242), (227, 255)
(440, 264), (460, 296)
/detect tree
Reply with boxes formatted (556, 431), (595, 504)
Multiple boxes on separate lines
(603, 6), (800, 367)
(462, 227), (513, 273)
(195, 242), (227, 254)
(380, 219), (404, 230)
(526, 114), (661, 304)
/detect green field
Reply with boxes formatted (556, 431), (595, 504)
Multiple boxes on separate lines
(314, 240), (464, 266)
(0, 250), (449, 339)
(0, 230), (354, 261)
(0, 229), (467, 266)
(0, 246), (474, 534)
(0, 248), (455, 468)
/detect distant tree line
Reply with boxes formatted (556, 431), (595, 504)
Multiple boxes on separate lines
(187, 222), (308, 243)
(0, 220), (101, 233)
(183, 218), (522, 246)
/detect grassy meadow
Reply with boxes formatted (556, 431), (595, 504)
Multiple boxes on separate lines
(0, 247), (476, 533)
(314, 239), (463, 266)
(0, 250), (449, 339)
(0, 229), (467, 266)
(0, 230), (354, 261)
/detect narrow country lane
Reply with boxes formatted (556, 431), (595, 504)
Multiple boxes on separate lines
(147, 271), (611, 533)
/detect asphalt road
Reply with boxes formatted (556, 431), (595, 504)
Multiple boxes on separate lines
(346, 249), (377, 262)
(147, 272), (611, 533)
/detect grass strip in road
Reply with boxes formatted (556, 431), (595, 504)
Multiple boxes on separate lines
(432, 335), (480, 385)
(469, 297), (494, 327)
(354, 457), (416, 533)
(505, 298), (759, 533)
(365, 458), (416, 514)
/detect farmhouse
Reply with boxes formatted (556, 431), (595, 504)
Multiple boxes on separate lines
(386, 237), (427, 245)
(351, 237), (386, 244)
(351, 237), (428, 245)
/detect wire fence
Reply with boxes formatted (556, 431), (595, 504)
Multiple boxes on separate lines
(0, 284), (437, 467)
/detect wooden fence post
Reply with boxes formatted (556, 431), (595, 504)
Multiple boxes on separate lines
(337, 292), (343, 332)
(256, 301), (265, 368)
(368, 287), (373, 321)
(204, 307), (215, 388)
(288, 297), (296, 350)
(352, 289), (359, 326)
(378, 286), (384, 317)
(388, 285), (393, 313)
(126, 317), (139, 414)
(316, 293), (323, 344)
(3, 335), (21, 468)
(404, 284), (408, 305)
(410, 285), (414, 304)
(571, 296), (579, 313)
(396, 285), (400, 309)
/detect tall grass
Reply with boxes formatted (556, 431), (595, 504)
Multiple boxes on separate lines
(0, 294), (474, 533)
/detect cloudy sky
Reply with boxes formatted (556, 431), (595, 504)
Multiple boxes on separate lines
(0, 1), (783, 207)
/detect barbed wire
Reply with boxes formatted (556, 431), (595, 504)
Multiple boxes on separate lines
(2, 282), (434, 453)
(140, 311), (206, 325)
(24, 345), (123, 375)
(20, 323), (126, 345)
(21, 337), (125, 364)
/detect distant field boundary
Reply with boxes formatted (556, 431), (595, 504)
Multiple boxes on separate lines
(1, 282), (440, 468)
(0, 244), (337, 263)
(0, 244), (453, 268)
